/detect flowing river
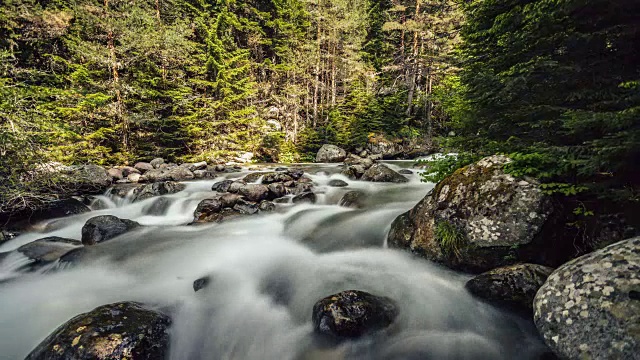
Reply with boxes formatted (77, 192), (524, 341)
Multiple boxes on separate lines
(0, 161), (550, 359)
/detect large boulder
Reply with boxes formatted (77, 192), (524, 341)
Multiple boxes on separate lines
(316, 144), (347, 163)
(212, 179), (234, 193)
(361, 164), (408, 183)
(534, 237), (640, 360)
(465, 263), (554, 312)
(339, 191), (366, 208)
(81, 215), (141, 245)
(132, 181), (185, 202)
(387, 155), (552, 272)
(26, 302), (170, 360)
(312, 290), (398, 340)
(60, 164), (112, 194)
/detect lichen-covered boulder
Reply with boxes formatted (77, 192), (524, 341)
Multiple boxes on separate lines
(150, 158), (165, 168)
(132, 181), (185, 202)
(388, 155), (552, 272)
(361, 164), (408, 183)
(312, 290), (398, 340)
(26, 302), (170, 360)
(466, 263), (553, 312)
(81, 215), (140, 245)
(316, 144), (347, 163)
(534, 237), (640, 360)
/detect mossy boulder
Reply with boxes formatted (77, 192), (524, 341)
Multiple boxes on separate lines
(388, 155), (552, 272)
(466, 263), (554, 312)
(534, 237), (640, 360)
(312, 290), (398, 340)
(26, 302), (170, 360)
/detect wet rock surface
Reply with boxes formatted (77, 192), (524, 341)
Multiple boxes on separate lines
(312, 290), (398, 340)
(466, 263), (553, 312)
(534, 237), (640, 360)
(132, 181), (185, 202)
(26, 302), (170, 360)
(361, 164), (408, 183)
(388, 155), (552, 272)
(81, 215), (141, 245)
(328, 179), (348, 187)
(17, 237), (83, 263)
(339, 191), (366, 208)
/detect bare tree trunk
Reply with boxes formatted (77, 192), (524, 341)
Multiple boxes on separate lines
(331, 32), (337, 106)
(313, 0), (321, 127)
(104, 0), (127, 150)
(405, 0), (421, 116)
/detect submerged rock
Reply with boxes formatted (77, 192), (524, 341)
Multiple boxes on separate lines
(316, 144), (347, 163)
(361, 164), (408, 183)
(142, 197), (171, 216)
(465, 263), (553, 312)
(292, 192), (316, 204)
(193, 276), (210, 292)
(339, 191), (366, 209)
(26, 302), (170, 360)
(81, 215), (141, 245)
(398, 169), (413, 175)
(534, 237), (640, 360)
(17, 237), (82, 263)
(312, 290), (398, 340)
(328, 179), (349, 187)
(388, 155), (552, 272)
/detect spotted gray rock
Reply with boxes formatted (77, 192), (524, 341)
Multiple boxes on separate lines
(534, 237), (640, 360)
(388, 155), (552, 272)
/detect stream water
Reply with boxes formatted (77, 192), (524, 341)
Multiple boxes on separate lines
(0, 161), (550, 359)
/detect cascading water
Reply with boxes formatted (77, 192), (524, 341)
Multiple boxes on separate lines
(0, 162), (550, 359)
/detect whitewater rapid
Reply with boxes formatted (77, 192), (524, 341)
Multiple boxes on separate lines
(0, 162), (550, 359)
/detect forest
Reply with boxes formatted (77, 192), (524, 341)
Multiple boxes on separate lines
(1, 0), (639, 214)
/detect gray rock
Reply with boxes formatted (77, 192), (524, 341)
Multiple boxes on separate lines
(312, 290), (398, 340)
(267, 183), (287, 199)
(233, 199), (258, 215)
(344, 154), (374, 169)
(215, 164), (226, 172)
(398, 169), (413, 175)
(120, 166), (140, 177)
(127, 172), (142, 183)
(258, 201), (276, 212)
(193, 276), (210, 292)
(193, 169), (207, 178)
(132, 181), (185, 202)
(466, 263), (553, 312)
(62, 164), (112, 194)
(292, 192), (316, 204)
(150, 158), (165, 168)
(239, 184), (270, 202)
(134, 162), (154, 173)
(361, 164), (408, 183)
(107, 168), (123, 180)
(388, 155), (552, 272)
(212, 179), (234, 193)
(189, 161), (208, 171)
(142, 197), (171, 216)
(339, 191), (366, 208)
(534, 237), (640, 360)
(26, 302), (170, 360)
(219, 193), (242, 208)
(316, 144), (347, 163)
(193, 199), (223, 223)
(328, 179), (349, 187)
(17, 237), (82, 263)
(81, 215), (141, 245)
(228, 181), (246, 193)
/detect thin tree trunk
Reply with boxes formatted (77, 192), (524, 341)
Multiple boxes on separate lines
(313, 0), (321, 127)
(406, 0), (421, 115)
(331, 32), (337, 106)
(105, 0), (127, 149)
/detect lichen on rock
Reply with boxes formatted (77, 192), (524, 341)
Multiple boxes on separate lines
(533, 237), (640, 360)
(388, 155), (553, 272)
